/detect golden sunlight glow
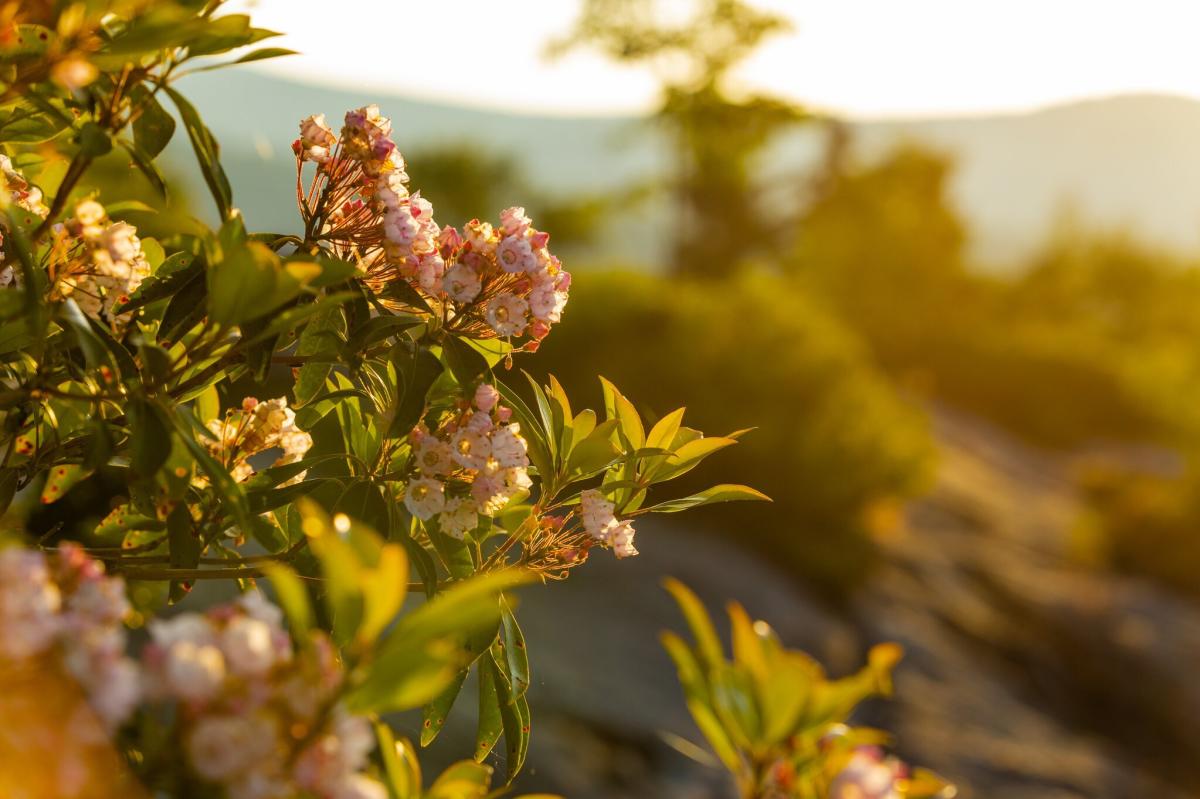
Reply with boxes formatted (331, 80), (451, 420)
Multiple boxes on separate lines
(237, 0), (1200, 118)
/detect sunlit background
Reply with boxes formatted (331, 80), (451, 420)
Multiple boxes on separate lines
(21, 1), (1200, 797)
(233, 0), (1200, 118)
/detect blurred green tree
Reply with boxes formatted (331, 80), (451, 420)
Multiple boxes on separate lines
(551, 0), (807, 277)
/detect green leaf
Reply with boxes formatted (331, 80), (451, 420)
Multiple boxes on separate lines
(0, 469), (18, 517)
(348, 571), (532, 714)
(428, 761), (493, 799)
(342, 314), (420, 358)
(443, 335), (490, 387)
(474, 659), (503, 762)
(499, 598), (530, 699)
(649, 436), (738, 483)
(421, 669), (467, 748)
(376, 723), (422, 799)
(641, 484), (771, 513)
(119, 138), (169, 199)
(78, 122), (113, 157)
(166, 502), (201, 569)
(294, 305), (346, 405)
(39, 464), (90, 505)
(262, 563), (313, 636)
(661, 631), (742, 773)
(384, 345), (443, 439)
(127, 399), (173, 477)
(491, 648), (532, 784)
(194, 385), (219, 426)
(132, 90), (176, 158)
(207, 239), (316, 326)
(165, 87), (232, 220)
(57, 300), (112, 369)
(662, 578), (725, 670)
(599, 376), (645, 449)
(232, 46), (299, 64)
(524, 372), (558, 461)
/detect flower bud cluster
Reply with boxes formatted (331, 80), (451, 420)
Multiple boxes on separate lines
(0, 543), (139, 729)
(204, 397), (313, 484)
(142, 591), (387, 799)
(54, 200), (151, 334)
(295, 107), (570, 350)
(402, 383), (531, 537)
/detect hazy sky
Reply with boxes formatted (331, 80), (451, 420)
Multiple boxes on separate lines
(232, 0), (1200, 119)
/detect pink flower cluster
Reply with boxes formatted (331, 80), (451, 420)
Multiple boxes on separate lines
(579, 489), (638, 558)
(53, 200), (151, 335)
(828, 747), (907, 799)
(403, 383), (531, 537)
(203, 397), (313, 484)
(0, 543), (139, 729)
(143, 591), (386, 799)
(295, 107), (570, 350)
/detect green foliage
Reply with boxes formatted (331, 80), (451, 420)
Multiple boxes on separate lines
(536, 269), (932, 593)
(792, 143), (1199, 449)
(0, 3), (772, 792)
(661, 578), (952, 799)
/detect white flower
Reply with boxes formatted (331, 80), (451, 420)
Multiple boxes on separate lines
(471, 472), (508, 516)
(186, 714), (279, 782)
(579, 489), (617, 539)
(88, 657), (140, 729)
(528, 284), (568, 324)
(443, 263), (481, 302)
(221, 616), (276, 678)
(0, 548), (61, 660)
(414, 437), (454, 476)
(163, 640), (226, 703)
(415, 252), (445, 293)
(239, 590), (284, 628)
(383, 206), (420, 247)
(404, 477), (446, 520)
(74, 199), (106, 228)
(499, 206), (532, 237)
(501, 466), (532, 496)
(485, 293), (528, 337)
(465, 410), (493, 434)
(439, 497), (478, 540)
(473, 383), (500, 413)
(66, 575), (129, 626)
(300, 114), (337, 149)
(150, 613), (217, 648)
(490, 423), (529, 468)
(450, 427), (492, 470)
(608, 520), (639, 559)
(497, 235), (536, 274)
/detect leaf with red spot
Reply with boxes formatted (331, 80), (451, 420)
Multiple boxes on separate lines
(39, 465), (90, 505)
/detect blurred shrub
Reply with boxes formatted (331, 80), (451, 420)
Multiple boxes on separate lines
(794, 144), (1186, 449)
(535, 270), (933, 594)
(1076, 463), (1200, 598)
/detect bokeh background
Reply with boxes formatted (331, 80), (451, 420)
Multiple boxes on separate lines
(114, 1), (1200, 795)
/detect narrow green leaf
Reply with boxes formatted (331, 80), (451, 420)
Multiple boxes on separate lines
(165, 87), (232, 220)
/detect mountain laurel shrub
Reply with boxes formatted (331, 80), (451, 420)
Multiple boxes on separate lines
(0, 3), (948, 797)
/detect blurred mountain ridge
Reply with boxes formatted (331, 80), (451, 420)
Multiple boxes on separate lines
(180, 69), (1200, 263)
